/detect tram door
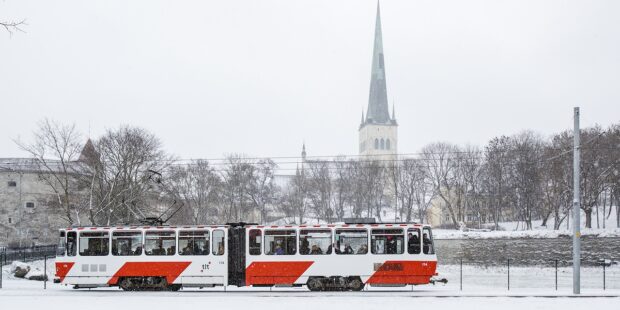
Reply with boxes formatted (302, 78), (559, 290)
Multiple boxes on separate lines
(227, 225), (246, 286)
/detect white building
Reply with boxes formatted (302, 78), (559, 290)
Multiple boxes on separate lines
(358, 2), (398, 161)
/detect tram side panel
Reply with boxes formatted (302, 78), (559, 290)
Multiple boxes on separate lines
(55, 227), (229, 288)
(244, 225), (438, 287)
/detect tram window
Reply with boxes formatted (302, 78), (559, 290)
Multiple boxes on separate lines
(179, 230), (209, 255)
(249, 229), (262, 255)
(79, 232), (110, 256)
(371, 229), (404, 255)
(145, 231), (176, 256)
(112, 231), (143, 256)
(335, 229), (368, 255)
(422, 227), (435, 254)
(212, 230), (225, 255)
(56, 231), (66, 256)
(299, 229), (332, 255)
(407, 228), (421, 254)
(67, 231), (77, 256)
(264, 230), (296, 255)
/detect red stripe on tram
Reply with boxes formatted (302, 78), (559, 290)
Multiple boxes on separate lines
(245, 261), (314, 285)
(55, 262), (75, 283)
(366, 260), (437, 285)
(107, 262), (192, 285)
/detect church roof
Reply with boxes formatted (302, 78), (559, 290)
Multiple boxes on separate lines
(363, 1), (394, 126)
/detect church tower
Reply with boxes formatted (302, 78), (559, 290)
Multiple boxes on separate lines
(359, 1), (398, 160)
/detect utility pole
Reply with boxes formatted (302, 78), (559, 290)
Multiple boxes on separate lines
(573, 107), (581, 295)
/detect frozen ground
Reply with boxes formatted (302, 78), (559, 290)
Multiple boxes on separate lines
(434, 211), (620, 239)
(1, 260), (619, 310)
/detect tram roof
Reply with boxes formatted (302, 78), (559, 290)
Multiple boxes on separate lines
(62, 222), (431, 231)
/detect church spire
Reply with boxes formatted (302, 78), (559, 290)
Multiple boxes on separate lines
(364, 1), (390, 125)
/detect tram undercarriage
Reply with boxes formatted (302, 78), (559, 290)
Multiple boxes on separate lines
(306, 276), (365, 291)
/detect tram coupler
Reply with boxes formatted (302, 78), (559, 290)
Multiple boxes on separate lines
(429, 277), (448, 285)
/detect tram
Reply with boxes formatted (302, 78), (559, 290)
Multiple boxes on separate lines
(54, 222), (439, 291)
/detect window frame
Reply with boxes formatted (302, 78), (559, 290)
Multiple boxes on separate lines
(78, 231), (110, 256)
(112, 231), (144, 256)
(407, 228), (421, 254)
(66, 231), (77, 256)
(145, 230), (177, 256)
(212, 229), (225, 256)
(422, 227), (435, 255)
(56, 231), (66, 257)
(264, 229), (297, 256)
(178, 230), (210, 256)
(248, 229), (262, 256)
(299, 229), (332, 255)
(335, 228), (368, 255)
(371, 228), (405, 255)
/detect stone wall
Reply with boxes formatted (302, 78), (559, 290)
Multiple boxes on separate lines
(0, 171), (66, 247)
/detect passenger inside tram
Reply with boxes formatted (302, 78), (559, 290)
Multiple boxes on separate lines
(300, 236), (310, 255)
(356, 244), (368, 254)
(343, 243), (354, 254)
(408, 231), (421, 254)
(310, 244), (323, 254)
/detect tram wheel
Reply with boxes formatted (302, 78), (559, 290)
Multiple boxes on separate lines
(307, 278), (324, 292)
(167, 284), (182, 291)
(348, 277), (365, 291)
(119, 278), (133, 291)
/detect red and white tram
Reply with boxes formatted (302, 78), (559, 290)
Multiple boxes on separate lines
(54, 222), (439, 291)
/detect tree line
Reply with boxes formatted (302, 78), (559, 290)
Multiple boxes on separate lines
(16, 119), (620, 230)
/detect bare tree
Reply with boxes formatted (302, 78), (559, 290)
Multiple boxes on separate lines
(458, 145), (485, 227)
(84, 126), (171, 225)
(1, 19), (25, 35)
(278, 165), (309, 224)
(507, 131), (544, 230)
(307, 160), (333, 223)
(219, 155), (256, 222)
(421, 142), (460, 228)
(332, 158), (353, 222)
(167, 160), (220, 224)
(484, 136), (511, 230)
(15, 119), (84, 225)
(249, 159), (278, 224)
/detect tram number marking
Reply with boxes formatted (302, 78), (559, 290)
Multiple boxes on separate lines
(374, 262), (404, 271)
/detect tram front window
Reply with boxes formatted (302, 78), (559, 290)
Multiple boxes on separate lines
(179, 230), (209, 255)
(264, 230), (296, 255)
(112, 231), (143, 256)
(79, 232), (110, 256)
(371, 229), (404, 255)
(66, 231), (77, 256)
(56, 231), (66, 256)
(145, 231), (176, 256)
(299, 229), (331, 255)
(422, 227), (435, 254)
(335, 229), (368, 255)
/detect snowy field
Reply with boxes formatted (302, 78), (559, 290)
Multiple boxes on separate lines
(1, 260), (619, 310)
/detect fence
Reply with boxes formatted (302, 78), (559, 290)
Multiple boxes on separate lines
(0, 245), (57, 266)
(445, 257), (619, 292)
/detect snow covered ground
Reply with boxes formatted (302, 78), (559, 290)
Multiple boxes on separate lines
(434, 212), (620, 239)
(1, 260), (618, 310)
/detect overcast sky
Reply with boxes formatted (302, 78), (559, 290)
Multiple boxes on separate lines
(1, 0), (619, 161)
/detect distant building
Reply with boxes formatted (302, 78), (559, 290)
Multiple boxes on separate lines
(0, 158), (68, 246)
(359, 2), (398, 161)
